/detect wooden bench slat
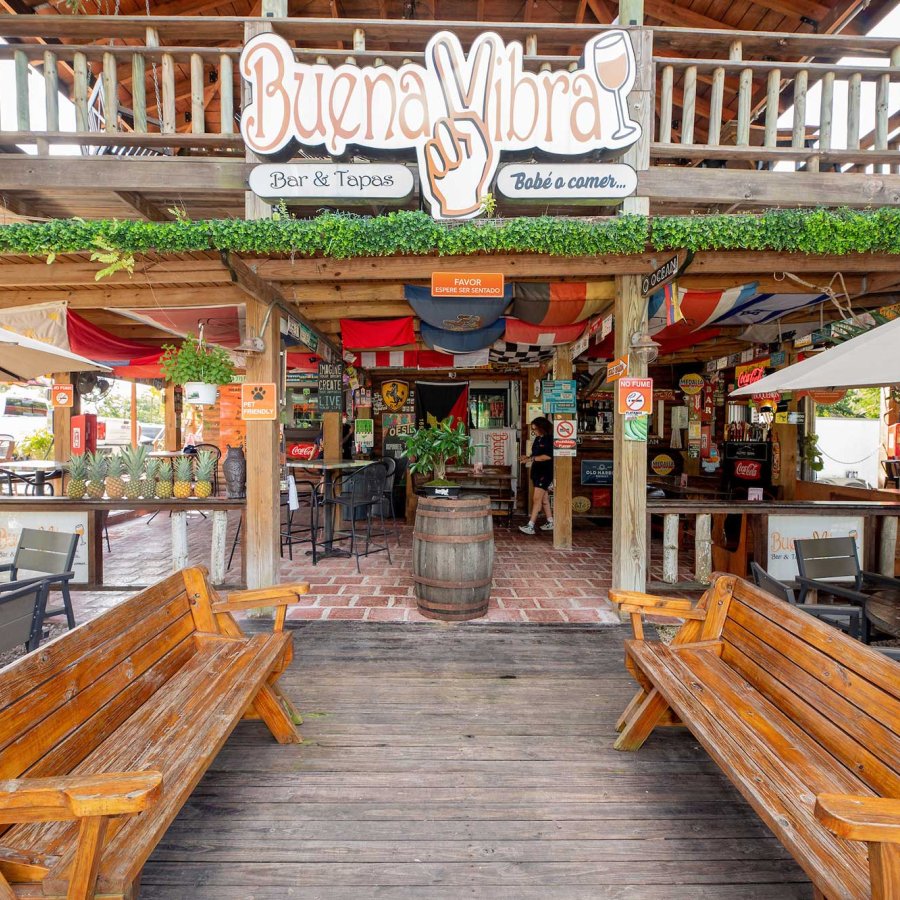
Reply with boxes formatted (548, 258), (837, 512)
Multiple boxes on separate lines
(723, 622), (900, 796)
(0, 597), (193, 757)
(0, 572), (189, 709)
(725, 602), (900, 790)
(627, 640), (870, 899)
(0, 612), (196, 783)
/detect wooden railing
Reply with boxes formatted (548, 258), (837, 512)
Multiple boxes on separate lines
(0, 15), (897, 175)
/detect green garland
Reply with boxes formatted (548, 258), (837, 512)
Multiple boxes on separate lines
(0, 208), (897, 261)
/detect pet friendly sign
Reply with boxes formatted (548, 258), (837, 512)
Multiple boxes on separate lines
(241, 29), (641, 220)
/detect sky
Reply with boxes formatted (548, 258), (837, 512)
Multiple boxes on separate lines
(0, 5), (897, 160)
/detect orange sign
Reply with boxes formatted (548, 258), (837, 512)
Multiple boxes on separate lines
(605, 355), (629, 383)
(618, 377), (653, 414)
(431, 272), (505, 298)
(51, 384), (74, 408)
(219, 383), (247, 450)
(241, 382), (277, 421)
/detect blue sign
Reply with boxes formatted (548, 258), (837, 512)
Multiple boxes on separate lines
(581, 459), (614, 486)
(542, 379), (577, 414)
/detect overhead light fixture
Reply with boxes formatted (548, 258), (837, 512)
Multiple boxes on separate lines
(629, 328), (660, 366)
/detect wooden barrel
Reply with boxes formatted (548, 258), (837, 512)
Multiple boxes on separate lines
(413, 494), (494, 621)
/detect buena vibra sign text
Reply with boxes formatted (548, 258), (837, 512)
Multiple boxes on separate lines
(240, 29), (641, 220)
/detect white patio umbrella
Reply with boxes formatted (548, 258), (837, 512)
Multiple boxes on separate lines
(0, 326), (110, 381)
(731, 317), (900, 397)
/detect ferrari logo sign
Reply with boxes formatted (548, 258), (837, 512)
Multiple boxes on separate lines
(382, 380), (410, 412)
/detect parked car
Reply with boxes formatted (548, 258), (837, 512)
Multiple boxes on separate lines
(0, 392), (51, 444)
(139, 423), (163, 446)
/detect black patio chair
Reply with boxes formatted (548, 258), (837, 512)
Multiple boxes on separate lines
(0, 469), (61, 496)
(379, 456), (400, 546)
(750, 561), (863, 640)
(0, 576), (53, 654)
(794, 536), (900, 645)
(0, 528), (78, 636)
(321, 462), (392, 573)
(280, 477), (322, 563)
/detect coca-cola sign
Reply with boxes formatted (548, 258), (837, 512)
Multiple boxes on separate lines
(287, 442), (319, 461)
(734, 460), (763, 480)
(736, 365), (766, 388)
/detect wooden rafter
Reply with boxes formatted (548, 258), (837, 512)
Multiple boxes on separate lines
(645, 1), (735, 31)
(747, 0), (830, 25)
(114, 191), (172, 222)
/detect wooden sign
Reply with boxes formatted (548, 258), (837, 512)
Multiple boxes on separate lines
(641, 254), (679, 296)
(431, 272), (505, 298)
(618, 377), (653, 414)
(50, 384), (74, 408)
(240, 383), (277, 421)
(605, 355), (629, 383)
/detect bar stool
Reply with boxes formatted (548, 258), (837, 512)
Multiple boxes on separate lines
(280, 477), (322, 563)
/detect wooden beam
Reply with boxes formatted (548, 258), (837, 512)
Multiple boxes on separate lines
(644, 0), (735, 31)
(114, 191), (172, 222)
(0, 261), (232, 288)
(221, 251), (341, 361)
(587, 0), (615, 23)
(0, 286), (248, 309)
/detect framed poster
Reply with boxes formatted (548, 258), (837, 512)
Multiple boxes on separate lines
(767, 515), (864, 581)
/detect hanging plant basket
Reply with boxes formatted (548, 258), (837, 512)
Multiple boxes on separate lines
(183, 382), (219, 406)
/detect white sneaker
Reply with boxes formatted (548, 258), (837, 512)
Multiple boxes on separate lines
(519, 523), (536, 535)
(540, 521), (554, 531)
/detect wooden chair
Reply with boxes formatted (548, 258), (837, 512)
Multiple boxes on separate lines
(0, 528), (77, 638)
(750, 560), (863, 640)
(0, 566), (307, 899)
(611, 575), (900, 900)
(0, 577), (51, 653)
(795, 536), (900, 643)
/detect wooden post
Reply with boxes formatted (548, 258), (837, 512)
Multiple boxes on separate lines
(171, 511), (188, 571)
(43, 51), (59, 133)
(662, 514), (679, 584)
(552, 347), (573, 550)
(130, 381), (138, 449)
(211, 509), (228, 584)
(51, 372), (77, 463)
(73, 52), (89, 132)
(164, 382), (181, 452)
(695, 513), (712, 585)
(244, 300), (281, 589)
(612, 24), (651, 594)
(879, 517), (898, 578)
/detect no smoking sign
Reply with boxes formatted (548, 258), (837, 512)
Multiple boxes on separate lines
(553, 419), (578, 457)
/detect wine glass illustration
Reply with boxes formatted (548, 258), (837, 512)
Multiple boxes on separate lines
(592, 32), (638, 142)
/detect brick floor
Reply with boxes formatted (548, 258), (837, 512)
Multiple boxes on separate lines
(59, 510), (695, 627)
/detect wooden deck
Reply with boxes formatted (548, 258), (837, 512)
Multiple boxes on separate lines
(142, 623), (813, 898)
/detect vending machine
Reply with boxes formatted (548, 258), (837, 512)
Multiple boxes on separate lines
(70, 414), (97, 456)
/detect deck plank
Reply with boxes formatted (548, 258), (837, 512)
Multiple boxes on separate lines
(140, 623), (812, 899)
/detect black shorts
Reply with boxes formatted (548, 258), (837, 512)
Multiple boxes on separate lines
(532, 473), (553, 490)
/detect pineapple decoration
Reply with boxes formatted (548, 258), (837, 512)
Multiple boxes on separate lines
(173, 455), (194, 499)
(66, 454), (88, 499)
(144, 457), (160, 499)
(155, 458), (173, 499)
(86, 452), (107, 499)
(193, 450), (216, 499)
(122, 445), (148, 501)
(105, 452), (126, 500)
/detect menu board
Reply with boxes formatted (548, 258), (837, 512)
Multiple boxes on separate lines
(317, 363), (344, 412)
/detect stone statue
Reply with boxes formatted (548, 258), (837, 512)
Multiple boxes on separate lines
(222, 444), (246, 499)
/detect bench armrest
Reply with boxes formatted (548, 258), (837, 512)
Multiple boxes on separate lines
(0, 772), (162, 824)
(815, 793), (900, 843)
(214, 583), (310, 631)
(797, 577), (868, 605)
(610, 590), (706, 641)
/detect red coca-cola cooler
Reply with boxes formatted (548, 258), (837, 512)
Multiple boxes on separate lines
(722, 441), (771, 493)
(70, 414), (97, 456)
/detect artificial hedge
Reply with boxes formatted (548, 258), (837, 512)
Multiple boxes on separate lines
(0, 207), (898, 260)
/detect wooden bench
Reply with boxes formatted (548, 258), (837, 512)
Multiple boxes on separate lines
(611, 574), (900, 900)
(0, 566), (308, 899)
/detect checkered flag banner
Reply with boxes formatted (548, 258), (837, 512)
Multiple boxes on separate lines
(489, 341), (556, 367)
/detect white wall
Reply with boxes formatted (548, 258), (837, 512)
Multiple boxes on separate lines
(816, 417), (881, 487)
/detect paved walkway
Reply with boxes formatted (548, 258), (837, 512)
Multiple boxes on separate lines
(141, 622), (810, 899)
(69, 511), (695, 626)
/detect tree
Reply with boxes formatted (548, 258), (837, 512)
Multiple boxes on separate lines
(816, 388), (880, 420)
(84, 385), (164, 423)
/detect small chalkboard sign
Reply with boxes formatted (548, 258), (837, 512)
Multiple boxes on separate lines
(317, 362), (344, 412)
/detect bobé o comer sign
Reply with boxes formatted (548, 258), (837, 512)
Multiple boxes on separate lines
(240, 29), (641, 220)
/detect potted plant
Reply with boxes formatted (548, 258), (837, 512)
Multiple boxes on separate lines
(160, 333), (235, 406)
(400, 418), (475, 499)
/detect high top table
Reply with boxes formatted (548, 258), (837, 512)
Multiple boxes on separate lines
(287, 460), (370, 560)
(0, 460), (66, 496)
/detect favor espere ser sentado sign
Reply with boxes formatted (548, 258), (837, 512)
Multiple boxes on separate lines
(240, 29), (642, 220)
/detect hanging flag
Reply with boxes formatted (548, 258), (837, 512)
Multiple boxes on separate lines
(415, 381), (469, 427)
(648, 283), (758, 336)
(420, 319), (506, 353)
(489, 341), (556, 367)
(341, 316), (415, 350)
(512, 282), (612, 326)
(662, 283), (683, 326)
(0, 301), (71, 349)
(353, 349), (490, 369)
(712, 293), (828, 326)
(418, 349), (490, 368)
(504, 318), (586, 346)
(404, 285), (511, 332)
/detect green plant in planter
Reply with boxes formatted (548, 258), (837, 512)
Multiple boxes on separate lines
(399, 418), (474, 485)
(803, 433), (825, 472)
(159, 334), (235, 386)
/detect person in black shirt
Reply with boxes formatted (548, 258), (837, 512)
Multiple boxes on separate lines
(519, 416), (554, 535)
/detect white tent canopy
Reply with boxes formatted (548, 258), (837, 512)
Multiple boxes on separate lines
(731, 317), (900, 396)
(0, 327), (110, 381)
